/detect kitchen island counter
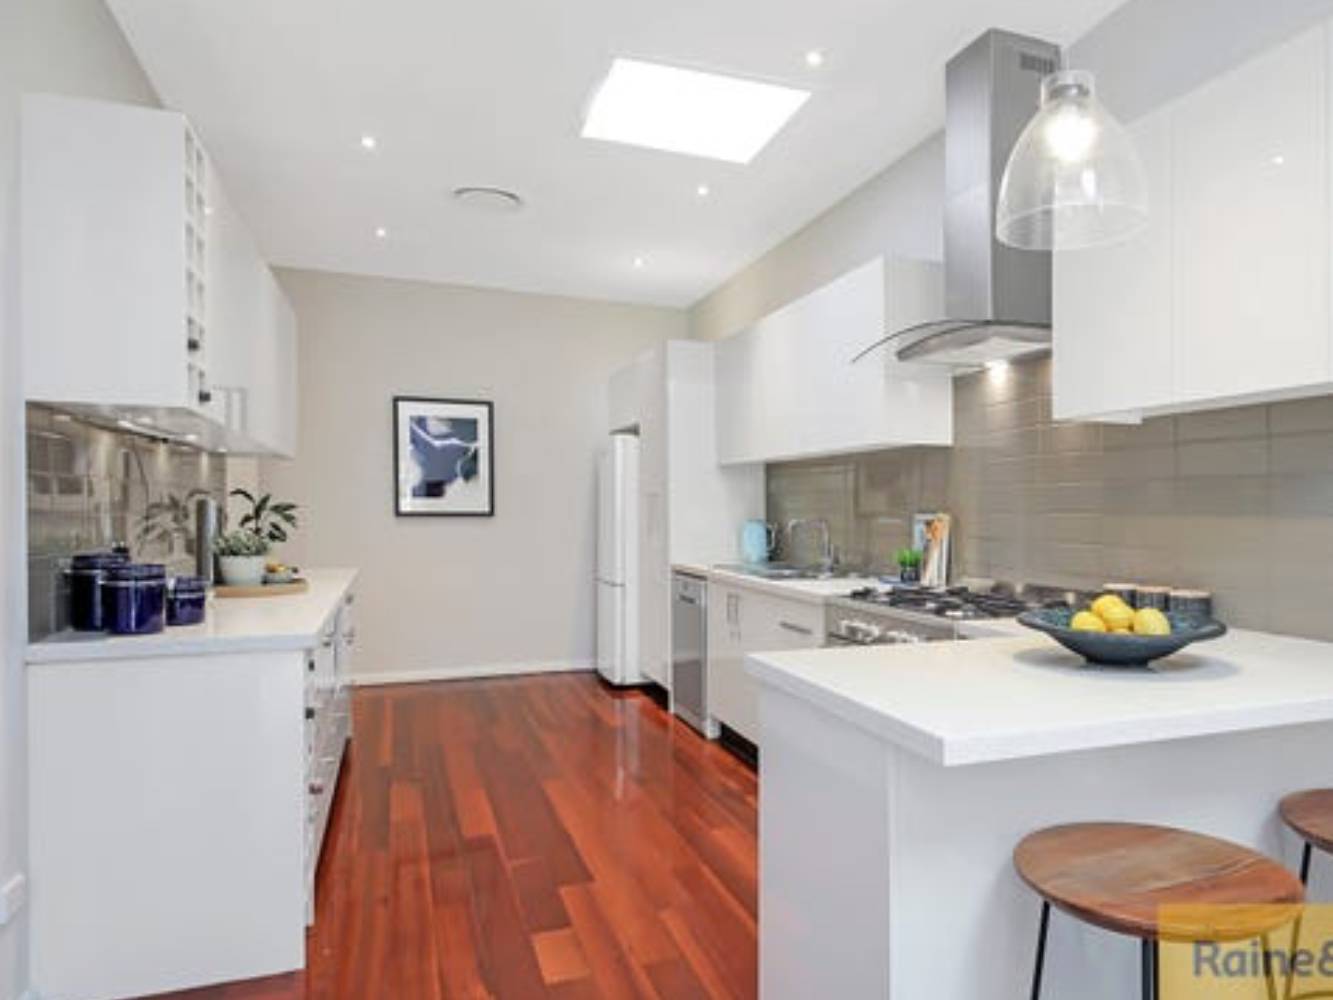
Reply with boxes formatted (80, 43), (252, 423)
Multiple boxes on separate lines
(750, 630), (1333, 999)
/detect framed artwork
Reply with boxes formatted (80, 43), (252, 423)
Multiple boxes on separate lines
(393, 396), (494, 517)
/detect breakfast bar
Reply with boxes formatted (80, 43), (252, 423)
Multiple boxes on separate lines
(749, 630), (1333, 999)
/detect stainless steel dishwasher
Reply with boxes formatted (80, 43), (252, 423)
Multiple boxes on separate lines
(671, 572), (711, 736)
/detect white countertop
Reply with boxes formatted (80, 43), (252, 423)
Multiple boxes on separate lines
(27, 568), (359, 664)
(748, 628), (1333, 766)
(676, 563), (880, 605)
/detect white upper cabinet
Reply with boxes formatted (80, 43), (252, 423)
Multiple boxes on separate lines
(21, 95), (297, 456)
(1054, 108), (1174, 420)
(1054, 23), (1333, 422)
(1172, 25), (1329, 405)
(715, 257), (952, 465)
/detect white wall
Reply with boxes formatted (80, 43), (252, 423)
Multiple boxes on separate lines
(689, 0), (1333, 342)
(689, 135), (943, 342)
(0, 3), (157, 997)
(261, 269), (685, 682)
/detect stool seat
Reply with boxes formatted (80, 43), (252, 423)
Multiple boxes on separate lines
(1281, 789), (1333, 855)
(1015, 822), (1304, 942)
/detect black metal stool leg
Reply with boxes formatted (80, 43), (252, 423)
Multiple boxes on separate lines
(1030, 901), (1051, 1000)
(1301, 842), (1314, 886)
(1142, 938), (1158, 1000)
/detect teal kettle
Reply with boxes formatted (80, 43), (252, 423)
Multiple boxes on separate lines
(740, 520), (776, 565)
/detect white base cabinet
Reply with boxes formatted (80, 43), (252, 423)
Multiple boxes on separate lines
(706, 581), (822, 745)
(1055, 22), (1333, 422)
(714, 256), (953, 464)
(27, 587), (355, 1000)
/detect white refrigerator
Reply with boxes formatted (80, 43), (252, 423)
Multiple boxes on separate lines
(596, 434), (641, 685)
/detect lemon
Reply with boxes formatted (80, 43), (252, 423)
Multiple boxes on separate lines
(1093, 597), (1135, 632)
(1111, 627), (1132, 634)
(1132, 607), (1172, 636)
(1070, 611), (1107, 633)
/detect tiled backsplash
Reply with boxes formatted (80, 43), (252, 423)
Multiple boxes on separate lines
(26, 405), (227, 640)
(768, 356), (1333, 639)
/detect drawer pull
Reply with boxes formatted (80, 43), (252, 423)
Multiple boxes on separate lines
(305, 706), (316, 720)
(779, 621), (813, 636)
(345, 593), (356, 606)
(309, 780), (325, 795)
(307, 658), (315, 672)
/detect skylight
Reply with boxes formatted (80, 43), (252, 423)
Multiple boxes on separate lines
(581, 58), (810, 164)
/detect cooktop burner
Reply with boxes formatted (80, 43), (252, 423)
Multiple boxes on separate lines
(847, 585), (1037, 621)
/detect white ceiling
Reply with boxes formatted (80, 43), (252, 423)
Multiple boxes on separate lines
(107, 0), (1128, 309)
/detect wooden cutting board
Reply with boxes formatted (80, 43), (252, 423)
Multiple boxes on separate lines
(214, 579), (309, 599)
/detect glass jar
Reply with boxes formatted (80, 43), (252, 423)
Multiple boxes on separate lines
(102, 563), (167, 635)
(66, 551), (128, 631)
(166, 576), (208, 627)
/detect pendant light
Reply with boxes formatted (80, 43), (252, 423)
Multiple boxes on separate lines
(996, 69), (1148, 251)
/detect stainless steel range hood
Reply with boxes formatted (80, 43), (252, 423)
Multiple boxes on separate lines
(857, 30), (1061, 371)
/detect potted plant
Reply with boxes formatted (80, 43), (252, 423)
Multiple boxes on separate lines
(229, 489), (299, 546)
(213, 529), (269, 586)
(896, 547), (923, 584)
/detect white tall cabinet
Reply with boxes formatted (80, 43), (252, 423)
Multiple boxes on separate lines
(608, 341), (764, 688)
(714, 256), (953, 464)
(21, 95), (297, 456)
(1055, 23), (1333, 421)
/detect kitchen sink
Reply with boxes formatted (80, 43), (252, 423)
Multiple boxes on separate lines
(715, 562), (860, 581)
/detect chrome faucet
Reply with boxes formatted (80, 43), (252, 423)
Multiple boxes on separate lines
(785, 518), (834, 573)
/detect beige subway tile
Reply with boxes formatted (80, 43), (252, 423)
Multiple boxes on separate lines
(1040, 422), (1104, 455)
(1103, 416), (1176, 451)
(1101, 446), (1176, 481)
(1177, 439), (1268, 477)
(1102, 479), (1176, 516)
(1270, 431), (1333, 476)
(1269, 394), (1333, 435)
(1269, 474), (1333, 517)
(1177, 404), (1268, 442)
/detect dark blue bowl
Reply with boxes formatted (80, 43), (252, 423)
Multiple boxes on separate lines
(1017, 606), (1227, 667)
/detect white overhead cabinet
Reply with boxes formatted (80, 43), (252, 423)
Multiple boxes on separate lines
(714, 256), (953, 465)
(1054, 23), (1333, 422)
(21, 95), (297, 456)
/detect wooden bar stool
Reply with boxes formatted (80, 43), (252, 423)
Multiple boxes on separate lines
(1015, 822), (1304, 1000)
(1280, 790), (1333, 885)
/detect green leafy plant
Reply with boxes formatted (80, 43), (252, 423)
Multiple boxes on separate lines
(895, 547), (923, 569)
(213, 529), (270, 558)
(137, 488), (212, 552)
(230, 489), (299, 545)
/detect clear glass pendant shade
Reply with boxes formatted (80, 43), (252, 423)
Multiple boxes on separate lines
(996, 69), (1149, 251)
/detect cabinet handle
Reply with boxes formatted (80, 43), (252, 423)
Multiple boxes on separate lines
(305, 706), (316, 720)
(308, 781), (325, 795)
(197, 389), (213, 405)
(321, 633), (334, 648)
(345, 593), (356, 606)
(779, 621), (813, 636)
(307, 657), (316, 672)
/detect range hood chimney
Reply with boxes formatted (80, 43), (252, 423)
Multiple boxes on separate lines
(858, 30), (1061, 370)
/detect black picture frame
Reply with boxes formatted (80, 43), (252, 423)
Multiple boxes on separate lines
(393, 396), (495, 517)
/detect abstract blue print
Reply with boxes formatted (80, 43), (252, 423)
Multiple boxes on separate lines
(408, 416), (479, 498)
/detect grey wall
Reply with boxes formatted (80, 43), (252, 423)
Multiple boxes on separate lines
(26, 406), (228, 640)
(260, 268), (686, 682)
(769, 356), (1333, 640)
(0, 2), (159, 996)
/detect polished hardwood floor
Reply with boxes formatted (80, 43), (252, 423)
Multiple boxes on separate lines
(150, 672), (758, 1000)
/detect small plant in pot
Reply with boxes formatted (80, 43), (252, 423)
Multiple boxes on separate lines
(215, 490), (300, 586)
(896, 547), (923, 584)
(213, 529), (270, 587)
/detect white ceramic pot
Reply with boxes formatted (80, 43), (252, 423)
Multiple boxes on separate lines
(218, 555), (266, 587)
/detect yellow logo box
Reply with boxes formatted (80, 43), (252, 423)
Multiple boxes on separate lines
(1159, 904), (1333, 998)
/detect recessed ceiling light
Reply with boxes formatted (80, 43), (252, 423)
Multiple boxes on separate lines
(452, 186), (524, 214)
(375, 226), (388, 239)
(183, 433), (199, 443)
(633, 256), (646, 269)
(218, 446), (228, 454)
(360, 134), (377, 151)
(582, 58), (810, 164)
(696, 183), (711, 198)
(805, 49), (826, 69)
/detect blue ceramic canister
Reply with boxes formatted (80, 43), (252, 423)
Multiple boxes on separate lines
(166, 575), (208, 627)
(66, 551), (129, 631)
(102, 563), (167, 635)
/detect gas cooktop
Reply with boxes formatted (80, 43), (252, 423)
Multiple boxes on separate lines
(845, 585), (1039, 621)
